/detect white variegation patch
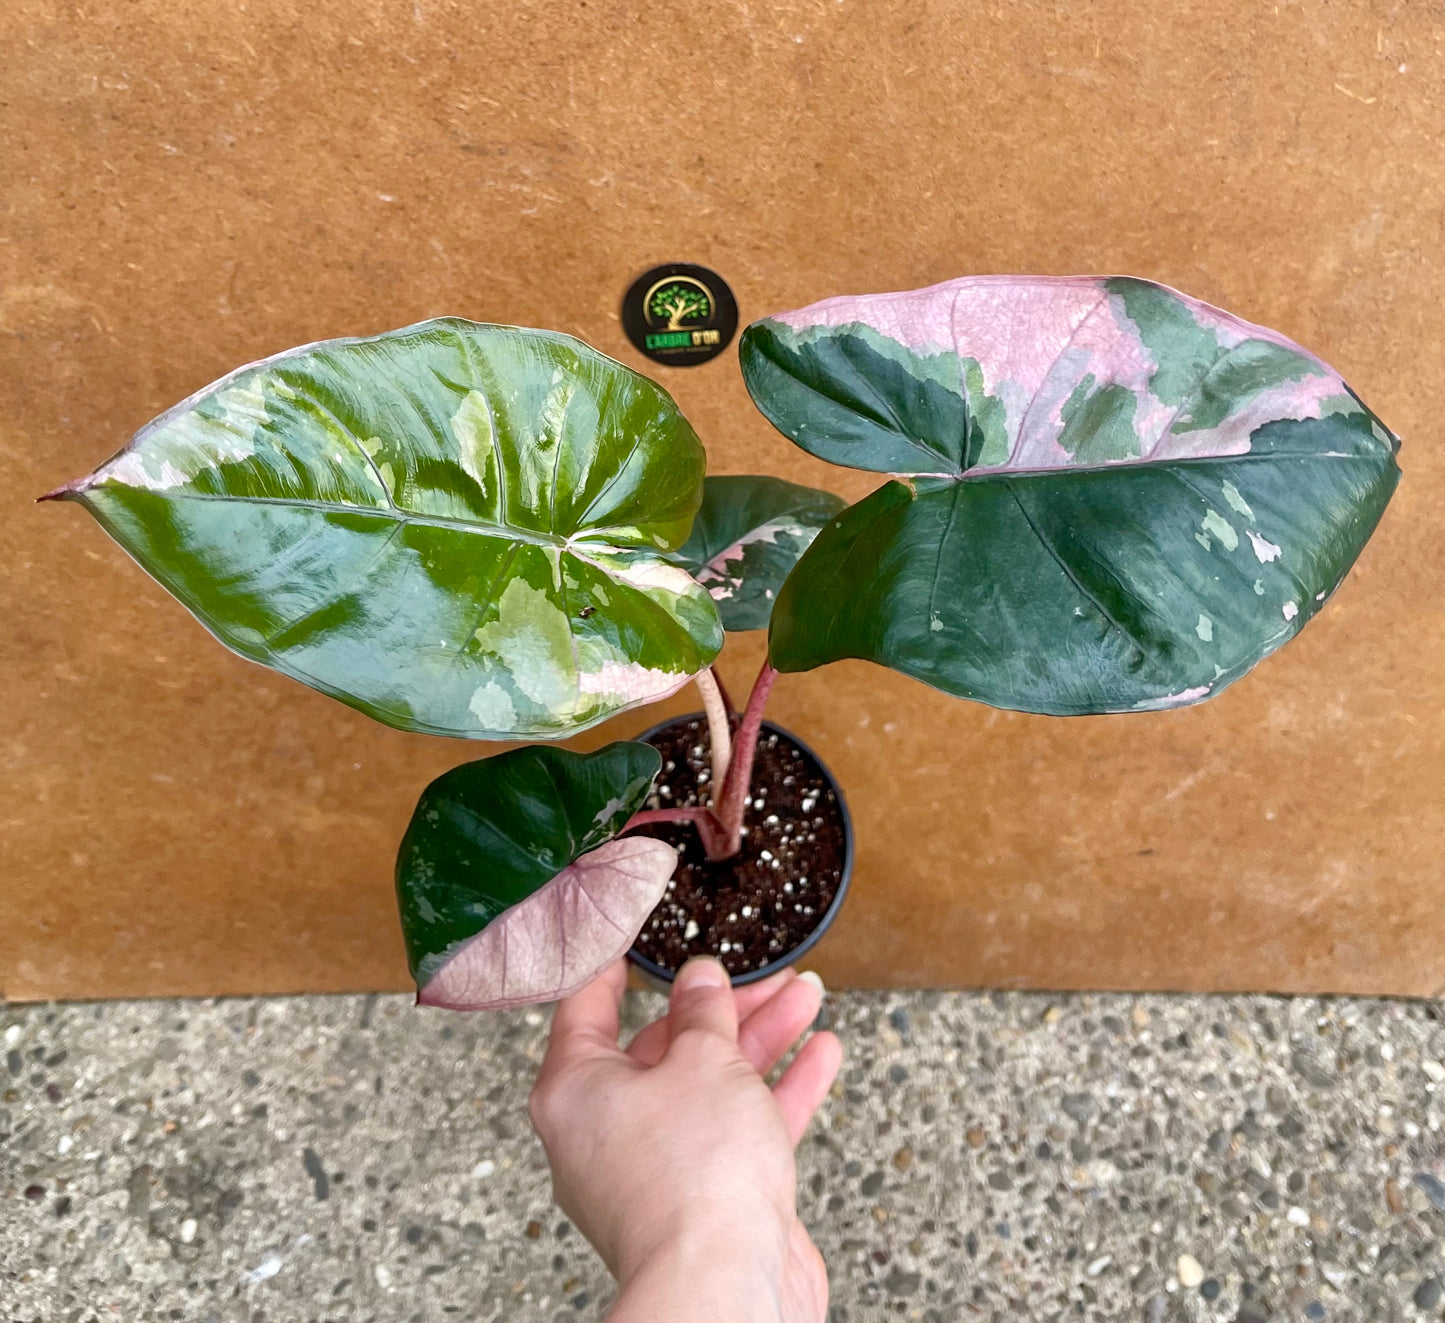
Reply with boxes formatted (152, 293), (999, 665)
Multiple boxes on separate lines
(211, 382), (271, 439)
(473, 579), (576, 713)
(575, 551), (700, 598)
(1198, 509), (1238, 552)
(468, 681), (517, 731)
(1133, 684), (1212, 710)
(451, 390), (498, 499)
(577, 661), (690, 704)
(695, 519), (813, 582)
(93, 381), (272, 493)
(1247, 531), (1283, 563)
(1221, 481), (1254, 519)
(99, 452), (193, 492)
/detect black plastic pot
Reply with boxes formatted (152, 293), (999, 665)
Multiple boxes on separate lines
(626, 714), (855, 989)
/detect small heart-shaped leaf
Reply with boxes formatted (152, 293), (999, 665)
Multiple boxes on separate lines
(48, 319), (721, 738)
(418, 837), (678, 1010)
(396, 741), (667, 1008)
(670, 475), (845, 631)
(742, 276), (1400, 714)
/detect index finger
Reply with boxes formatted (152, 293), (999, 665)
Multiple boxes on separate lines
(626, 967), (799, 1066)
(545, 959), (627, 1064)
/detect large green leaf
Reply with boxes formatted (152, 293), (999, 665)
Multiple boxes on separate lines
(396, 741), (673, 1008)
(48, 319), (722, 738)
(670, 474), (845, 631)
(741, 277), (1401, 714)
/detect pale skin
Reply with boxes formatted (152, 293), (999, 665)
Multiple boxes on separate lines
(529, 956), (844, 1323)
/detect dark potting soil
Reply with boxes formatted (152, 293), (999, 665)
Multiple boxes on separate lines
(629, 717), (847, 978)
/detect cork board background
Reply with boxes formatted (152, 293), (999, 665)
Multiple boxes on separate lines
(4, 1), (1443, 1002)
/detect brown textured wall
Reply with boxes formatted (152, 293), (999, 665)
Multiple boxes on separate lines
(3, 0), (1442, 1000)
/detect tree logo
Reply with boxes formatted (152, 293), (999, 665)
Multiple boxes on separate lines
(622, 263), (738, 367)
(646, 277), (713, 332)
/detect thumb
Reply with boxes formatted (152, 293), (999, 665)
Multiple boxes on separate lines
(665, 957), (739, 1044)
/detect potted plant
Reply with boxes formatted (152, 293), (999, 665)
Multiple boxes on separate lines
(42, 276), (1400, 1010)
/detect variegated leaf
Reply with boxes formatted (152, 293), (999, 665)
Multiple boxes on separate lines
(741, 276), (1400, 715)
(395, 741), (669, 1008)
(670, 475), (845, 631)
(46, 319), (722, 738)
(418, 838), (677, 1010)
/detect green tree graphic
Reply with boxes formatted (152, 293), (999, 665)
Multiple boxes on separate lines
(648, 282), (711, 331)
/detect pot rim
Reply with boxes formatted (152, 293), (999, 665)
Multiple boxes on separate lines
(625, 712), (855, 988)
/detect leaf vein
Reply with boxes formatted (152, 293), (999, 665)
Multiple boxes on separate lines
(1009, 291), (1112, 464)
(1002, 479), (1153, 663)
(288, 387), (397, 511)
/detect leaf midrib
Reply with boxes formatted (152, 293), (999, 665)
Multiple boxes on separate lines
(895, 449), (1385, 666)
(910, 447), (1385, 488)
(102, 486), (649, 550)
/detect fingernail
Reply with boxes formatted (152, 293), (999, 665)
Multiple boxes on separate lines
(798, 970), (825, 997)
(676, 956), (729, 990)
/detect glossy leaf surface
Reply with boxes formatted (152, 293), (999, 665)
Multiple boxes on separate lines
(742, 276), (1401, 714)
(396, 741), (670, 1007)
(670, 475), (845, 631)
(50, 319), (722, 738)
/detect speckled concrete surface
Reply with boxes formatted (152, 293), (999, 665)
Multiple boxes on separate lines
(2, 988), (1443, 1322)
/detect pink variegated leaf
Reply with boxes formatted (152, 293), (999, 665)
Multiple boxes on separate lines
(396, 741), (671, 1009)
(743, 275), (1401, 715)
(418, 837), (677, 1010)
(670, 475), (845, 631)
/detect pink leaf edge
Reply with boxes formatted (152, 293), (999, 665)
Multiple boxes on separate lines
(417, 836), (678, 1011)
(769, 275), (1355, 470)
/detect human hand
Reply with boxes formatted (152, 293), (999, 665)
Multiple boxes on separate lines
(528, 957), (843, 1323)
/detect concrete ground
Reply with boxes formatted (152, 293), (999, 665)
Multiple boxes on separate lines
(1, 987), (1442, 1323)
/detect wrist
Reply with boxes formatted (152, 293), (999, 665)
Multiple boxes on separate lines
(609, 1217), (789, 1323)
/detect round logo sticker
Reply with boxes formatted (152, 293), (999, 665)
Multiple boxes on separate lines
(621, 263), (738, 367)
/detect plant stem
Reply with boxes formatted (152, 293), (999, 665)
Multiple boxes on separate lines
(624, 806), (729, 858)
(712, 659), (779, 857)
(693, 668), (732, 803)
(710, 667), (738, 719)
(623, 661), (779, 864)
